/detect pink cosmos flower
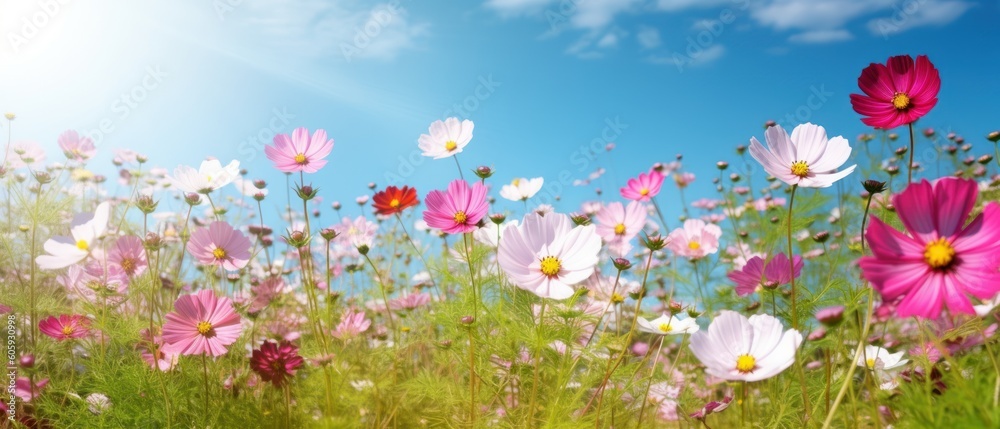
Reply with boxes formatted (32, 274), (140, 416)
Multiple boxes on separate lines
(264, 127), (335, 173)
(186, 221), (252, 271)
(36, 202), (111, 270)
(6, 141), (46, 169)
(57, 130), (96, 162)
(860, 178), (1000, 318)
(333, 309), (371, 340)
(727, 253), (803, 297)
(250, 341), (305, 387)
(422, 180), (489, 235)
(850, 55), (940, 129)
(108, 235), (147, 278)
(498, 213), (602, 300)
(162, 290), (242, 357)
(689, 311), (802, 382)
(38, 314), (91, 340)
(389, 292), (431, 311)
(14, 377), (49, 402)
(667, 219), (722, 260)
(674, 172), (695, 188)
(594, 201), (647, 257)
(334, 216), (379, 254)
(620, 169), (664, 202)
(749, 123), (856, 188)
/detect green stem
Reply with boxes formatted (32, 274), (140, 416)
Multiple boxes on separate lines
(907, 122), (915, 185)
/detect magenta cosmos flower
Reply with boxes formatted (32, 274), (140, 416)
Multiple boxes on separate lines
(620, 169), (664, 202)
(422, 179), (489, 234)
(264, 127), (335, 173)
(689, 311), (802, 382)
(250, 341), (305, 387)
(594, 201), (647, 257)
(727, 253), (802, 297)
(498, 213), (602, 300)
(38, 314), (90, 340)
(850, 55), (940, 129)
(860, 178), (1000, 318)
(667, 219), (722, 260)
(163, 290), (242, 356)
(187, 221), (252, 271)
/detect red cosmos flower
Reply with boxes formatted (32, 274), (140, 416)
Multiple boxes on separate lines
(372, 186), (419, 215)
(250, 340), (305, 387)
(850, 55), (940, 129)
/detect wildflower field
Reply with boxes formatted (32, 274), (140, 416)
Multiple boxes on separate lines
(4, 31), (1000, 429)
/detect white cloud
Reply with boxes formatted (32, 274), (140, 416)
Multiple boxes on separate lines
(636, 26), (661, 49)
(656, 0), (733, 11)
(597, 33), (620, 48)
(866, 0), (973, 38)
(484, 0), (557, 16)
(566, 27), (628, 58)
(788, 29), (853, 43)
(648, 44), (725, 69)
(570, 0), (644, 30)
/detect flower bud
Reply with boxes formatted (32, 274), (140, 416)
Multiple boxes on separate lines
(474, 166), (494, 180)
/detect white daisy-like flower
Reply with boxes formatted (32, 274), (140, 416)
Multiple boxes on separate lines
(637, 314), (700, 335)
(36, 202), (111, 270)
(749, 123), (856, 188)
(473, 220), (520, 247)
(499, 177), (544, 201)
(418, 117), (474, 159)
(168, 159), (240, 194)
(856, 345), (909, 371)
(498, 213), (601, 300)
(689, 311), (802, 382)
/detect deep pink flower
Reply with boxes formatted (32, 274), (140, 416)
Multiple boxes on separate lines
(14, 377), (49, 402)
(58, 130), (96, 161)
(38, 314), (90, 340)
(264, 127), (335, 173)
(162, 290), (242, 356)
(108, 235), (147, 277)
(250, 340), (305, 387)
(850, 55), (940, 129)
(860, 178), (1000, 318)
(620, 169), (664, 202)
(422, 180), (488, 234)
(727, 253), (802, 297)
(186, 221), (252, 271)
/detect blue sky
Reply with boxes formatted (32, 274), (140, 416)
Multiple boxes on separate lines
(2, 0), (998, 222)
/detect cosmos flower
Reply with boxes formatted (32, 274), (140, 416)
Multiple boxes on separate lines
(859, 178), (1000, 318)
(168, 158), (240, 194)
(499, 177), (544, 202)
(250, 341), (305, 387)
(372, 185), (419, 215)
(850, 55), (940, 129)
(637, 314), (700, 335)
(473, 219), (520, 247)
(58, 130), (97, 162)
(620, 169), (664, 202)
(265, 127), (335, 173)
(139, 329), (180, 372)
(423, 180), (489, 235)
(334, 216), (379, 255)
(108, 235), (147, 278)
(6, 141), (46, 169)
(14, 377), (49, 402)
(333, 309), (371, 340)
(727, 253), (803, 297)
(594, 201), (647, 257)
(667, 219), (722, 260)
(38, 314), (91, 340)
(688, 311), (802, 382)
(36, 202), (111, 270)
(418, 117), (474, 159)
(748, 123), (856, 188)
(856, 345), (909, 371)
(186, 221), (252, 271)
(498, 213), (601, 300)
(162, 290), (242, 357)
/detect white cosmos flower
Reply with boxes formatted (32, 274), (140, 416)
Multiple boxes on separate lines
(499, 177), (544, 201)
(689, 311), (802, 382)
(856, 345), (909, 371)
(418, 117), (474, 159)
(473, 220), (520, 247)
(498, 213), (601, 300)
(638, 314), (700, 335)
(36, 202), (111, 270)
(168, 159), (240, 194)
(749, 123), (856, 188)
(974, 293), (1000, 317)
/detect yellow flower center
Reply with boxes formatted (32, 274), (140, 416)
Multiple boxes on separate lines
(539, 256), (562, 277)
(197, 321), (213, 335)
(892, 92), (911, 110)
(611, 293), (625, 304)
(121, 258), (135, 274)
(658, 323), (673, 333)
(866, 358), (877, 370)
(639, 187), (650, 196)
(294, 153), (307, 164)
(453, 211), (468, 224)
(213, 247), (227, 260)
(389, 198), (400, 208)
(924, 238), (955, 269)
(76, 240), (89, 251)
(688, 241), (701, 250)
(735, 354), (756, 373)
(614, 223), (626, 235)
(62, 325), (74, 336)
(790, 161), (810, 178)
(445, 141), (458, 151)
(512, 178), (521, 187)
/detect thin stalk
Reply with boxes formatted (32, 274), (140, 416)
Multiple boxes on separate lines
(907, 123), (916, 185)
(636, 336), (666, 426)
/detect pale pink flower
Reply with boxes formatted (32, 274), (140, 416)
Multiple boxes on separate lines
(58, 130), (96, 162)
(689, 311), (802, 382)
(667, 219), (722, 260)
(749, 123), (856, 188)
(418, 117), (474, 159)
(108, 235), (147, 277)
(265, 127), (335, 173)
(594, 201), (647, 257)
(162, 290), (242, 357)
(498, 213), (601, 300)
(333, 309), (371, 340)
(186, 221), (252, 271)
